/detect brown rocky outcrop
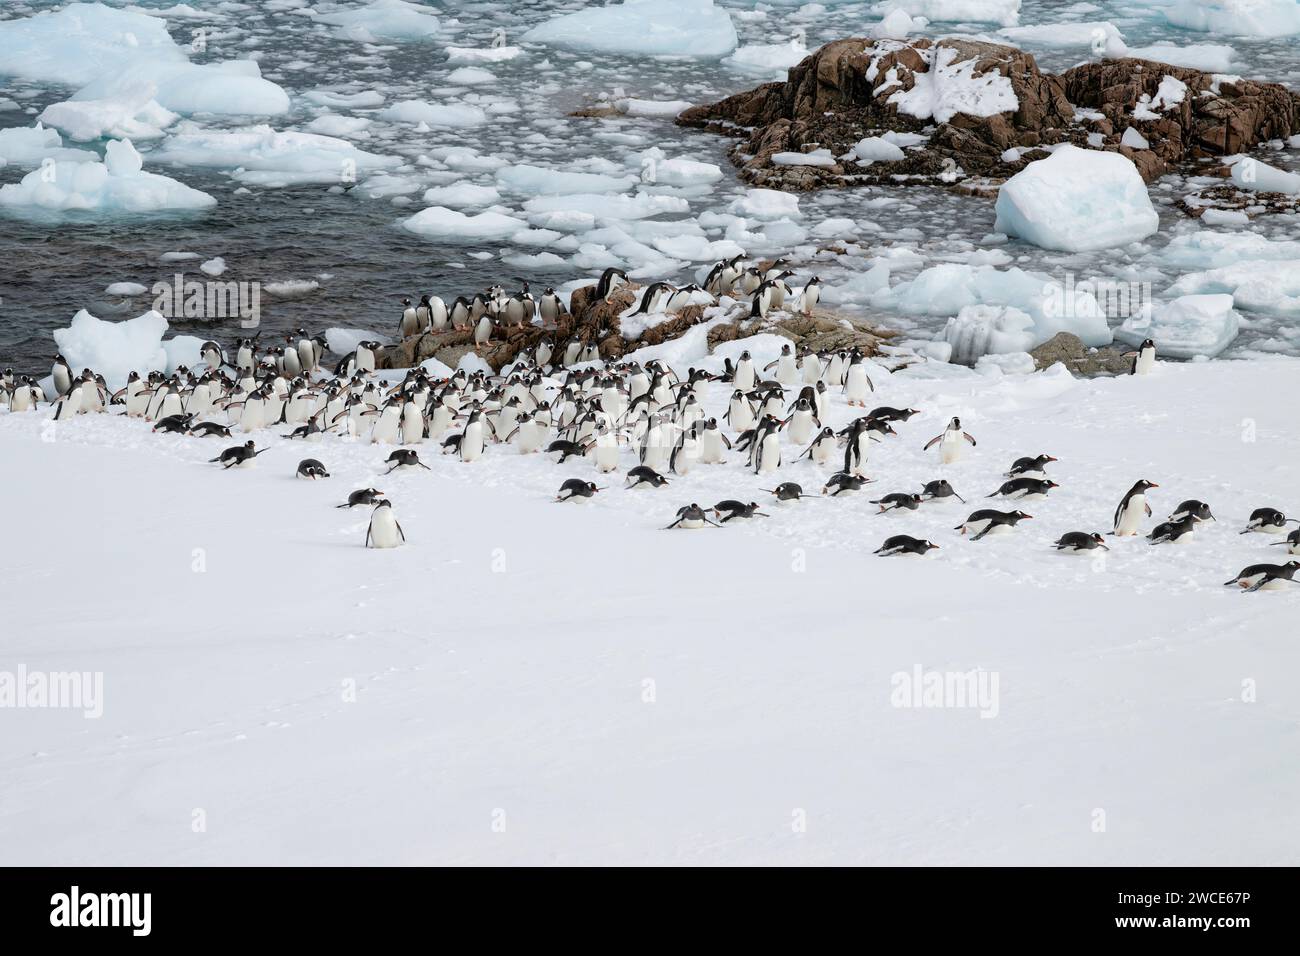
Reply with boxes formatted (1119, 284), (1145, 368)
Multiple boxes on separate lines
(678, 37), (1300, 190)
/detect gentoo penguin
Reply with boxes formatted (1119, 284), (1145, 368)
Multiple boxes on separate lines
(188, 421), (233, 439)
(823, 472), (870, 496)
(365, 500), (405, 549)
(337, 488), (385, 509)
(1148, 515), (1197, 545)
(556, 478), (600, 502)
(874, 535), (938, 557)
(871, 492), (922, 513)
(1223, 560), (1300, 592)
(595, 267), (629, 302)
(153, 413), (196, 434)
(712, 500), (769, 522)
(296, 458), (330, 480)
(987, 477), (1059, 500)
(799, 426), (837, 466)
(428, 295), (449, 332)
(1269, 528), (1300, 555)
(51, 354), (72, 397)
(842, 353), (874, 407)
(1128, 339), (1156, 375)
(697, 418), (731, 464)
(703, 254), (745, 296)
(1240, 507), (1297, 535)
(924, 417), (977, 464)
(400, 298), (420, 339)
(956, 509), (1032, 540)
(384, 449), (430, 474)
(664, 503), (721, 529)
(868, 405), (921, 423)
(1007, 454), (1057, 478)
(1169, 499), (1215, 523)
(1113, 479), (1158, 536)
(1053, 531), (1109, 553)
(921, 479), (966, 503)
(625, 465), (669, 489)
(631, 281), (673, 315)
(546, 438), (589, 464)
(763, 482), (814, 502)
(750, 415), (782, 475)
(538, 288), (566, 327)
(473, 312), (495, 351)
(795, 276), (821, 315)
(210, 441), (266, 469)
(841, 418), (873, 478)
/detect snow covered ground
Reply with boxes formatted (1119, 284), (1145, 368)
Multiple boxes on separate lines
(3, 354), (1299, 865)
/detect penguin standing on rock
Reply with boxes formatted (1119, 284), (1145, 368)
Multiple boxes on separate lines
(1113, 479), (1158, 536)
(924, 417), (977, 464)
(875, 535), (938, 557)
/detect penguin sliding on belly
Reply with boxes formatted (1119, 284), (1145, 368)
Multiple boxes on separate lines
(664, 503), (721, 529)
(1148, 515), (1197, 545)
(556, 478), (600, 502)
(1240, 507), (1298, 535)
(1269, 528), (1300, 555)
(956, 509), (1032, 540)
(1113, 479), (1158, 536)
(1223, 560), (1300, 592)
(874, 535), (938, 557)
(1054, 531), (1109, 554)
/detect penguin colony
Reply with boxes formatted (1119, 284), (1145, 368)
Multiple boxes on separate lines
(3, 260), (1296, 589)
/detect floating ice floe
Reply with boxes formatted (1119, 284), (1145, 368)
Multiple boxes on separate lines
(0, 139), (215, 215)
(304, 115), (373, 139)
(523, 0), (739, 58)
(1115, 294), (1240, 358)
(1229, 156), (1300, 194)
(889, 44), (1019, 124)
(1167, 261), (1300, 315)
(379, 100), (488, 128)
(994, 145), (1159, 252)
(445, 46), (523, 64)
(722, 39), (809, 74)
(1121, 42), (1236, 71)
(524, 193), (689, 222)
(0, 4), (290, 118)
(635, 153), (723, 187)
(420, 183), (502, 208)
(871, 0), (1021, 27)
(446, 67), (496, 86)
(105, 282), (149, 297)
(52, 308), (169, 390)
(1157, 229), (1300, 269)
(314, 0), (441, 41)
(302, 89), (387, 110)
(147, 126), (401, 187)
(999, 21), (1126, 53)
(39, 87), (180, 144)
(616, 98), (694, 118)
(1161, 0), (1300, 38)
(872, 262), (1114, 348)
(496, 164), (637, 197)
(728, 189), (801, 220)
(0, 125), (97, 166)
(401, 206), (530, 242)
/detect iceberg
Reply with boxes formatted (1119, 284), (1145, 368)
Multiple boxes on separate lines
(723, 40), (809, 74)
(0, 4), (289, 117)
(314, 0), (441, 41)
(379, 101), (488, 128)
(39, 89), (179, 143)
(1115, 294), (1240, 358)
(401, 206), (530, 242)
(871, 0), (1021, 27)
(872, 263), (1114, 348)
(1230, 156), (1300, 194)
(942, 305), (1037, 364)
(52, 308), (170, 389)
(0, 139), (216, 215)
(523, 0), (739, 58)
(0, 125), (96, 166)
(994, 145), (1158, 252)
(1161, 0), (1300, 38)
(147, 126), (401, 187)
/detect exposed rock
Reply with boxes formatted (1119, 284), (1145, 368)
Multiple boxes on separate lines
(1030, 332), (1133, 376)
(678, 37), (1300, 190)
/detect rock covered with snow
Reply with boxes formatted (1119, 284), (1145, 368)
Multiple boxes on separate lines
(1115, 294), (1241, 359)
(994, 145), (1158, 252)
(523, 0), (738, 58)
(0, 138), (216, 215)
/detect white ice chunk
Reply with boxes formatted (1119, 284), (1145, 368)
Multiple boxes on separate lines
(845, 136), (906, 164)
(1122, 43), (1235, 71)
(52, 308), (169, 389)
(771, 149), (836, 166)
(445, 46), (523, 64)
(1121, 127), (1150, 149)
(1167, 260), (1300, 315)
(446, 67), (495, 85)
(0, 124), (96, 166)
(420, 183), (502, 208)
(994, 145), (1158, 252)
(872, 9), (925, 39)
(1114, 294), (1240, 358)
(523, 0), (739, 58)
(871, 0), (1021, 27)
(401, 206), (530, 242)
(728, 188), (801, 220)
(1161, 0), (1300, 38)
(616, 98), (694, 118)
(1230, 156), (1300, 194)
(314, 0), (441, 41)
(942, 305), (1037, 363)
(105, 282), (149, 296)
(1000, 21), (1126, 53)
(497, 164), (636, 196)
(148, 125), (401, 186)
(723, 39), (808, 74)
(380, 100), (488, 127)
(0, 138), (215, 214)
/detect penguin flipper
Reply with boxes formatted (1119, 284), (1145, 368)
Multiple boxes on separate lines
(964, 433), (977, 446)
(923, 434), (942, 451)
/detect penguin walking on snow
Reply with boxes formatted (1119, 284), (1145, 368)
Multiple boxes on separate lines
(1127, 339), (1156, 375)
(365, 500), (405, 549)
(924, 417), (977, 464)
(1113, 479), (1158, 536)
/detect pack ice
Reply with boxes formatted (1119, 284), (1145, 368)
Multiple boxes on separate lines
(994, 145), (1159, 252)
(1115, 294), (1241, 359)
(523, 0), (739, 58)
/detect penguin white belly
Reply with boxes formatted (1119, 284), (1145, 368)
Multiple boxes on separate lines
(461, 423), (485, 462)
(699, 432), (725, 464)
(517, 422), (544, 454)
(756, 434), (781, 474)
(733, 365), (754, 391)
(776, 357), (798, 385)
(849, 436), (870, 477)
(593, 435), (619, 473)
(371, 409), (401, 444)
(401, 407), (424, 444)
(788, 413), (812, 446)
(1114, 495), (1146, 535)
(939, 432), (964, 464)
(728, 403), (754, 432)
(678, 516), (704, 529)
(845, 367), (869, 406)
(367, 510), (404, 549)
(1134, 350), (1155, 375)
(240, 402), (265, 432)
(812, 441), (833, 465)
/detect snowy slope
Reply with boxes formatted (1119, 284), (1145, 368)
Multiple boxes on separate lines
(3, 356), (1299, 865)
